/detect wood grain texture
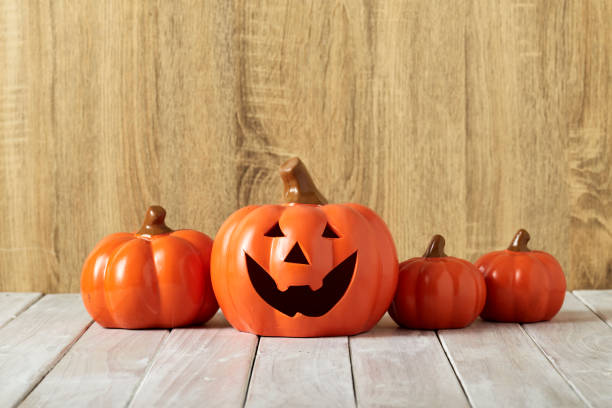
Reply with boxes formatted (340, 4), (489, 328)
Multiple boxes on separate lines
(21, 323), (167, 408)
(464, 0), (572, 263)
(245, 336), (354, 407)
(574, 289), (612, 327)
(0, 0), (610, 291)
(438, 319), (583, 407)
(0, 294), (91, 407)
(567, 0), (612, 289)
(350, 314), (468, 407)
(523, 292), (612, 407)
(0, 0), (237, 293)
(130, 313), (258, 408)
(0, 292), (41, 327)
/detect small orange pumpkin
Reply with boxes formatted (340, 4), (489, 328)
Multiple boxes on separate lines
(475, 229), (566, 322)
(389, 235), (486, 329)
(211, 158), (399, 337)
(81, 206), (218, 329)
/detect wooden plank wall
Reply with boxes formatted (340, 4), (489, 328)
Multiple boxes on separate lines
(0, 0), (610, 292)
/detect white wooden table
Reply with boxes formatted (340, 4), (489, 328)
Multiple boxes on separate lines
(0, 291), (610, 407)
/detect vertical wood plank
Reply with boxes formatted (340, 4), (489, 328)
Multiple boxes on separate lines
(523, 293), (612, 407)
(573, 290), (612, 327)
(154, 0), (238, 241)
(130, 313), (258, 408)
(245, 336), (354, 407)
(0, 294), (91, 407)
(350, 314), (468, 407)
(464, 0), (576, 267)
(369, 0), (469, 261)
(439, 319), (584, 407)
(0, 292), (41, 327)
(21, 324), (167, 408)
(567, 0), (612, 289)
(234, 0), (382, 207)
(0, 0), (59, 291)
(235, 0), (469, 263)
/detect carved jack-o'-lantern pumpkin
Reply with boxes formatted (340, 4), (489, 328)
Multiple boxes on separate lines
(211, 158), (399, 337)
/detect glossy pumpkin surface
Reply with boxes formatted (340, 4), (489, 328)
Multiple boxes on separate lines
(389, 235), (486, 329)
(475, 229), (566, 323)
(81, 206), (218, 329)
(211, 158), (399, 337)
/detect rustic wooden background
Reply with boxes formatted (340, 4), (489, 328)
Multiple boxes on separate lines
(0, 1), (610, 292)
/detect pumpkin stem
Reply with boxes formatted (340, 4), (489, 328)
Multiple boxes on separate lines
(136, 205), (174, 236)
(279, 157), (328, 205)
(423, 235), (447, 258)
(508, 229), (531, 252)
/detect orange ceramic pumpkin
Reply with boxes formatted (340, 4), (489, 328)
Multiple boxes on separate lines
(81, 206), (218, 329)
(389, 235), (486, 329)
(475, 229), (566, 323)
(211, 158), (399, 337)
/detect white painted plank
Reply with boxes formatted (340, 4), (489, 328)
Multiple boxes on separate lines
(573, 289), (612, 328)
(21, 323), (167, 408)
(0, 292), (42, 327)
(523, 293), (612, 408)
(130, 312), (258, 408)
(350, 314), (468, 407)
(0, 294), (91, 407)
(439, 318), (583, 407)
(245, 336), (354, 408)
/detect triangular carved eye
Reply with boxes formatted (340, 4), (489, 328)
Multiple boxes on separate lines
(264, 222), (285, 237)
(322, 223), (340, 238)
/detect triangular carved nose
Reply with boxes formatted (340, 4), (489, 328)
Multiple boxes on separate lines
(284, 242), (309, 265)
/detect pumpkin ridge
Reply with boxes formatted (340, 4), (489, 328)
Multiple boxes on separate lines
(168, 232), (204, 262)
(146, 238), (163, 326)
(528, 251), (553, 321)
(102, 237), (151, 327)
(480, 251), (514, 321)
(211, 205), (260, 332)
(229, 205), (276, 330)
(325, 203), (383, 331)
(355, 203), (399, 328)
(153, 234), (205, 327)
(443, 257), (475, 327)
(84, 233), (134, 328)
(415, 261), (430, 325)
(169, 230), (217, 324)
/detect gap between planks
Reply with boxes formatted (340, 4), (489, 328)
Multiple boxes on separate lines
(241, 335), (261, 408)
(351, 314), (469, 407)
(0, 294), (92, 408)
(438, 318), (584, 407)
(124, 331), (172, 407)
(0, 292), (42, 328)
(128, 312), (259, 408)
(21, 323), (167, 408)
(573, 290), (612, 328)
(520, 292), (612, 408)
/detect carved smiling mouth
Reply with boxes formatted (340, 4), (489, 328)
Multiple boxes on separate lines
(245, 251), (357, 317)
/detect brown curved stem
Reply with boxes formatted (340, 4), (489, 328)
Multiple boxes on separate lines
(508, 229), (531, 252)
(136, 205), (173, 236)
(423, 235), (447, 258)
(279, 157), (328, 205)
